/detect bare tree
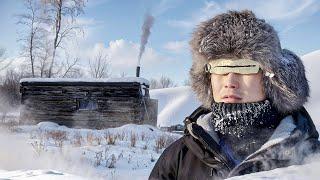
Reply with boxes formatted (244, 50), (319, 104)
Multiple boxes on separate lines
(60, 53), (82, 78)
(0, 48), (11, 72)
(149, 78), (158, 89)
(159, 75), (176, 88)
(0, 69), (23, 108)
(42, 0), (86, 78)
(16, 0), (46, 77)
(149, 75), (177, 89)
(36, 37), (51, 77)
(89, 50), (110, 78)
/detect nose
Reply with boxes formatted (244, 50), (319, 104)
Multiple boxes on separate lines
(224, 73), (239, 89)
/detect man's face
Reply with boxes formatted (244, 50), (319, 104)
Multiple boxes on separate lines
(211, 71), (266, 103)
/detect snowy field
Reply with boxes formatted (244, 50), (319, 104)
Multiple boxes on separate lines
(0, 122), (181, 180)
(0, 50), (320, 179)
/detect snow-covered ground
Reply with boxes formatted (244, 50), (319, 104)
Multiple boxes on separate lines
(0, 169), (86, 180)
(0, 50), (319, 179)
(0, 122), (180, 180)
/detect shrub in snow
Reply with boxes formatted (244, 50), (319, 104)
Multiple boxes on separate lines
(94, 151), (103, 166)
(130, 132), (137, 147)
(86, 132), (95, 145)
(143, 143), (148, 150)
(95, 136), (102, 145)
(104, 146), (110, 159)
(117, 152), (124, 160)
(127, 154), (132, 164)
(30, 140), (45, 156)
(45, 130), (67, 148)
(105, 132), (116, 145)
(107, 154), (117, 168)
(155, 135), (166, 153)
(116, 131), (125, 141)
(155, 135), (178, 153)
(72, 132), (82, 147)
(140, 132), (146, 141)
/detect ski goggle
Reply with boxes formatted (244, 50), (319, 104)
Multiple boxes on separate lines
(204, 59), (262, 75)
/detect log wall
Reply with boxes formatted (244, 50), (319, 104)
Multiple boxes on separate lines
(20, 81), (158, 129)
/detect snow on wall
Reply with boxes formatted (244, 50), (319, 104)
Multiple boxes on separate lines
(20, 77), (150, 86)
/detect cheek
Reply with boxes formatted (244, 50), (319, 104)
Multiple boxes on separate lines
(211, 76), (223, 101)
(245, 76), (266, 100)
(211, 76), (219, 92)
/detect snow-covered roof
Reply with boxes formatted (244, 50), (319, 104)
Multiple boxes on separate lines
(20, 77), (150, 86)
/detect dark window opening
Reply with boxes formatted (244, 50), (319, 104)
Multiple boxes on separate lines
(77, 99), (98, 110)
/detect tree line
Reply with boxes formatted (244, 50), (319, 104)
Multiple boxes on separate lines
(0, 0), (187, 113)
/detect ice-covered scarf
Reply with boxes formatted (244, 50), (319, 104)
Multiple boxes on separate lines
(211, 99), (284, 162)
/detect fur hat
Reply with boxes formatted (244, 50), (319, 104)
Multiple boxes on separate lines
(189, 10), (309, 113)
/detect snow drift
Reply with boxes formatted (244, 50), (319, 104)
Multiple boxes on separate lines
(150, 86), (200, 127)
(302, 50), (320, 128)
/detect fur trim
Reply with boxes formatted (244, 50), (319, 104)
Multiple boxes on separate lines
(189, 10), (309, 113)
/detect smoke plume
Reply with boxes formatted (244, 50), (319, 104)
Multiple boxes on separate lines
(137, 13), (155, 66)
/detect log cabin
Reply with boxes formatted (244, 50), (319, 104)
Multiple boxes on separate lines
(19, 77), (157, 129)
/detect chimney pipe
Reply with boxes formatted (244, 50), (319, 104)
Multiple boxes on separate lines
(136, 66), (140, 77)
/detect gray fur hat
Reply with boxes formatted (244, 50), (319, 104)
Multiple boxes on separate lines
(189, 10), (309, 113)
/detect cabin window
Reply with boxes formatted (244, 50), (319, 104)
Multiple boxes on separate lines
(77, 99), (98, 110)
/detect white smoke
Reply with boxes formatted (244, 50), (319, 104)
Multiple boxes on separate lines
(137, 13), (155, 67)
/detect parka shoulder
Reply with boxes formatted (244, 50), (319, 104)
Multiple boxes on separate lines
(149, 137), (188, 180)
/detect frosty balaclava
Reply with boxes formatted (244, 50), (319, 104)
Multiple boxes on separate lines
(210, 99), (285, 161)
(210, 99), (280, 138)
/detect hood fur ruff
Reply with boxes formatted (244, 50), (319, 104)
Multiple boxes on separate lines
(189, 10), (309, 113)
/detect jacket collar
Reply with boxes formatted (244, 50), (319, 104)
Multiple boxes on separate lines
(184, 106), (317, 150)
(184, 106), (319, 177)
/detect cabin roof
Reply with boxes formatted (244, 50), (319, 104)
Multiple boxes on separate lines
(20, 77), (150, 87)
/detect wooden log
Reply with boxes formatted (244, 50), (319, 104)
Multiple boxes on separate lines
(20, 81), (157, 129)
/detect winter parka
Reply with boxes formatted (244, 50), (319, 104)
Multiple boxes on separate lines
(149, 106), (320, 180)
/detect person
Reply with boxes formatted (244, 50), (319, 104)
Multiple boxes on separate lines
(149, 10), (320, 180)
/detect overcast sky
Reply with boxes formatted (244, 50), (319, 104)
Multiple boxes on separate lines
(0, 0), (320, 84)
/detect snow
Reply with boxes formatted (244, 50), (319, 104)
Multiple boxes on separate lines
(302, 50), (320, 128)
(0, 122), (180, 180)
(228, 158), (320, 180)
(0, 170), (86, 180)
(0, 50), (320, 179)
(150, 86), (201, 127)
(20, 77), (150, 86)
